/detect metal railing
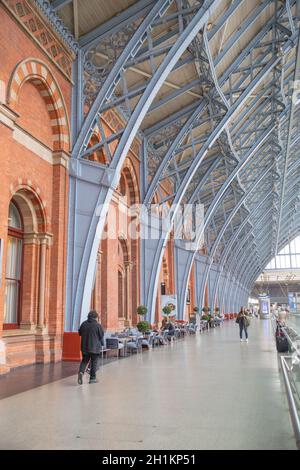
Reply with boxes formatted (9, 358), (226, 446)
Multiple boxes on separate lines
(280, 355), (300, 449)
(273, 314), (300, 449)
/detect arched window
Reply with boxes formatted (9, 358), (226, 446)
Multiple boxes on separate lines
(118, 174), (126, 197)
(4, 202), (23, 328)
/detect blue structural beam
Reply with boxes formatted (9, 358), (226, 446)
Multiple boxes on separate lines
(64, 0), (300, 328)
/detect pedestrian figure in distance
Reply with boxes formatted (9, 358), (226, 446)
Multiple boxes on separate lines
(236, 307), (250, 342)
(77, 310), (104, 384)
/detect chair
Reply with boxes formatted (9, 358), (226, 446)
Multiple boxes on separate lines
(128, 327), (140, 336)
(106, 337), (125, 357)
(175, 328), (181, 339)
(162, 330), (169, 342)
(163, 329), (175, 342)
(215, 316), (224, 327)
(126, 336), (143, 353)
(198, 320), (206, 333)
(152, 331), (166, 346)
(141, 332), (153, 349)
(187, 323), (196, 334)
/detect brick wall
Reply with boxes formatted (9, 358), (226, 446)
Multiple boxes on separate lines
(0, 5), (71, 374)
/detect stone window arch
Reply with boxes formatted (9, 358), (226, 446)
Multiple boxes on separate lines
(4, 187), (51, 332)
(7, 58), (70, 152)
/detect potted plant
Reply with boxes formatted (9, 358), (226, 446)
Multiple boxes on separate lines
(193, 306), (199, 313)
(162, 304), (173, 318)
(201, 306), (211, 321)
(137, 305), (147, 316)
(137, 320), (151, 334)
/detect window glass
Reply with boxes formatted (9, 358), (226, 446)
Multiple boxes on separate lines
(8, 202), (22, 230)
(271, 259), (275, 269)
(4, 236), (22, 324)
(285, 255), (290, 268)
(290, 239), (295, 253)
(295, 237), (300, 253)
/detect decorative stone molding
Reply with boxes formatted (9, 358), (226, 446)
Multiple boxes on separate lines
(52, 150), (70, 168)
(125, 260), (134, 272)
(2, 0), (76, 79)
(37, 232), (53, 245)
(7, 58), (71, 152)
(33, 0), (79, 54)
(0, 103), (19, 130)
(23, 231), (40, 245)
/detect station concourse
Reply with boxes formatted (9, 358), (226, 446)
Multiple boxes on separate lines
(0, 319), (297, 450)
(0, 0), (300, 451)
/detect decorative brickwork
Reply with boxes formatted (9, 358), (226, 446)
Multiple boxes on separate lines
(7, 58), (70, 151)
(9, 180), (48, 232)
(2, 0), (74, 79)
(0, 6), (72, 374)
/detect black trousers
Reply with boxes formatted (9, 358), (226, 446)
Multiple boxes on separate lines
(79, 353), (99, 379)
(239, 324), (248, 339)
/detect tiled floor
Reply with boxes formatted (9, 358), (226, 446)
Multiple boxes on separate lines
(0, 319), (297, 450)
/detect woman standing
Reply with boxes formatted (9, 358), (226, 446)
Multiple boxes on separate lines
(236, 307), (250, 342)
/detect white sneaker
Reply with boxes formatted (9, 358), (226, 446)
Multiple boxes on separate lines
(246, 339), (248, 342)
(240, 339), (243, 342)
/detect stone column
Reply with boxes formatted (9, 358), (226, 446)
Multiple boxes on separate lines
(125, 261), (133, 324)
(94, 249), (102, 313)
(36, 234), (52, 334)
(20, 232), (39, 331)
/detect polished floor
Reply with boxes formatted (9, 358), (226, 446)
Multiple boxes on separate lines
(0, 356), (118, 400)
(0, 319), (296, 450)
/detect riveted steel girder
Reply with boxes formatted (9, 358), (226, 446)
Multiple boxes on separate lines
(65, 0), (299, 328)
(142, 6), (298, 320)
(67, 0), (226, 329)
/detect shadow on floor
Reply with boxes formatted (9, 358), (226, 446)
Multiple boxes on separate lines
(0, 356), (119, 400)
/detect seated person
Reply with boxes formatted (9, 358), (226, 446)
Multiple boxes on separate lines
(164, 321), (175, 340)
(152, 327), (167, 345)
(207, 312), (215, 328)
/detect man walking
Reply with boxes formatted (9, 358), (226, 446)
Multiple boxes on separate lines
(78, 310), (104, 384)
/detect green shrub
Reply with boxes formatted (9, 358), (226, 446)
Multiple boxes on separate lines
(137, 321), (151, 333)
(201, 315), (210, 321)
(162, 305), (172, 315)
(137, 305), (147, 316)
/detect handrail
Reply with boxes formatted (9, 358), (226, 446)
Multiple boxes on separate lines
(272, 314), (300, 449)
(280, 355), (300, 450)
(272, 313), (300, 352)
(281, 325), (300, 351)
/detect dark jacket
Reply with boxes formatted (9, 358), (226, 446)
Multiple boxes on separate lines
(236, 313), (250, 327)
(78, 318), (104, 354)
(166, 322), (175, 335)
